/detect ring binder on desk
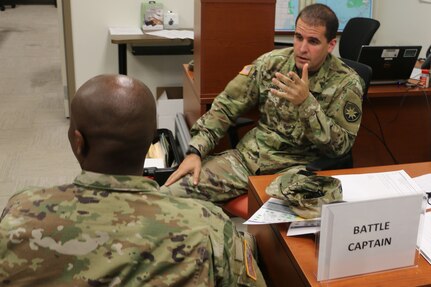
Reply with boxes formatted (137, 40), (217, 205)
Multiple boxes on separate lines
(143, 129), (181, 185)
(175, 113), (191, 158)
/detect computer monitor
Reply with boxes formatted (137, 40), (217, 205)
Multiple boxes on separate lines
(357, 45), (422, 85)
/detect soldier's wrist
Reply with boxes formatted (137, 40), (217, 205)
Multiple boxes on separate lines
(185, 146), (201, 158)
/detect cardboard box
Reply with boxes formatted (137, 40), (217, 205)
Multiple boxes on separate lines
(156, 86), (183, 132)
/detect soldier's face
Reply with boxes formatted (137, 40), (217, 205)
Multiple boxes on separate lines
(293, 18), (336, 72)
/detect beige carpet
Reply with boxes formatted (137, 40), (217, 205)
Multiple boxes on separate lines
(0, 5), (80, 210)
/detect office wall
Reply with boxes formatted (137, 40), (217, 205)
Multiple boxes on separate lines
(275, 0), (431, 58)
(373, 0), (430, 58)
(69, 0), (193, 95)
(69, 0), (431, 97)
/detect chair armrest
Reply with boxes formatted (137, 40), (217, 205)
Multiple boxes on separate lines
(306, 151), (353, 172)
(227, 117), (255, 148)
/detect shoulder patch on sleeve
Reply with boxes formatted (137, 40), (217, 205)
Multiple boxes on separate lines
(343, 101), (361, 122)
(239, 65), (253, 76)
(244, 239), (257, 280)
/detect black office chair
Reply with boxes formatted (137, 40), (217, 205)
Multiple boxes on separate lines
(341, 58), (373, 98)
(339, 17), (380, 61)
(306, 58), (372, 171)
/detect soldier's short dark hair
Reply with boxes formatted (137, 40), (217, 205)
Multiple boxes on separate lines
(296, 3), (339, 42)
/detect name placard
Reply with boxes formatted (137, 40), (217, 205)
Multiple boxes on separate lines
(317, 194), (424, 281)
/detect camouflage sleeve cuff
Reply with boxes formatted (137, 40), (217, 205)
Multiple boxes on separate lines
(189, 138), (210, 158)
(298, 93), (319, 119)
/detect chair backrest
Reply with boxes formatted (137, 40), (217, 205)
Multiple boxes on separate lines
(307, 58), (372, 172)
(339, 17), (380, 61)
(341, 58), (373, 97)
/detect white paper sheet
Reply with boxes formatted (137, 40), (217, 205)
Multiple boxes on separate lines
(333, 170), (423, 202)
(109, 27), (143, 35)
(143, 158), (165, 169)
(287, 220), (320, 236)
(145, 30), (194, 39)
(410, 67), (422, 80)
(420, 212), (431, 264)
(244, 198), (305, 225)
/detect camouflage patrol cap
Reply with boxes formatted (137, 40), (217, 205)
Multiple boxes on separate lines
(266, 169), (342, 219)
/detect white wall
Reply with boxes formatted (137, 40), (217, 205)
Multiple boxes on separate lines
(70, 0), (194, 95)
(373, 0), (430, 58)
(69, 0), (431, 96)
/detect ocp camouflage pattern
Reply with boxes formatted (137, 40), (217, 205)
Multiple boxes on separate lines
(160, 48), (363, 203)
(0, 171), (266, 286)
(189, 47), (364, 175)
(265, 167), (343, 219)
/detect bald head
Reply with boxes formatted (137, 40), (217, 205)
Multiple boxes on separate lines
(69, 74), (156, 175)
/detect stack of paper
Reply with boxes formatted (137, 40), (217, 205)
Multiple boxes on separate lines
(421, 213), (431, 265)
(144, 135), (170, 169)
(145, 30), (194, 39)
(246, 170), (424, 226)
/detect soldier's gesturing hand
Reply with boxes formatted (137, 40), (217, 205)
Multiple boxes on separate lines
(164, 154), (202, 186)
(270, 63), (310, 106)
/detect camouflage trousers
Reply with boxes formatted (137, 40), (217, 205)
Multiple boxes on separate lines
(160, 149), (307, 203)
(160, 149), (252, 203)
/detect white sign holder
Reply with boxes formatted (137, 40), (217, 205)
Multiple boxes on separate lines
(317, 194), (425, 282)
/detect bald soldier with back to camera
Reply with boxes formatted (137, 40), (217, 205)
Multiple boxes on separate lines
(0, 74), (266, 286)
(161, 3), (364, 204)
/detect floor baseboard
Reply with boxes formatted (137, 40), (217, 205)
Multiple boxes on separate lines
(9, 1), (56, 5)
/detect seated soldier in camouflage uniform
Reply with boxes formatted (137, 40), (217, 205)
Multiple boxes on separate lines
(161, 3), (364, 203)
(0, 74), (266, 286)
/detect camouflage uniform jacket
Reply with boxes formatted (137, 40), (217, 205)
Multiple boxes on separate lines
(189, 48), (364, 174)
(0, 171), (265, 287)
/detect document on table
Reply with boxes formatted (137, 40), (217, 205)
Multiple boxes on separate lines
(109, 27), (143, 35)
(420, 212), (431, 264)
(410, 67), (422, 80)
(246, 170), (424, 225)
(244, 198), (307, 225)
(332, 170), (423, 201)
(413, 173), (431, 209)
(287, 220), (320, 236)
(145, 29), (194, 39)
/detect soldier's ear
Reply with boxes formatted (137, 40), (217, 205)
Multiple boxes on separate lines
(327, 38), (336, 53)
(73, 130), (86, 156)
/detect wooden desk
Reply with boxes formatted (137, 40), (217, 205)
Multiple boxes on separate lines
(110, 33), (193, 75)
(368, 83), (431, 98)
(354, 84), (431, 167)
(248, 162), (431, 287)
(183, 0), (275, 127)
